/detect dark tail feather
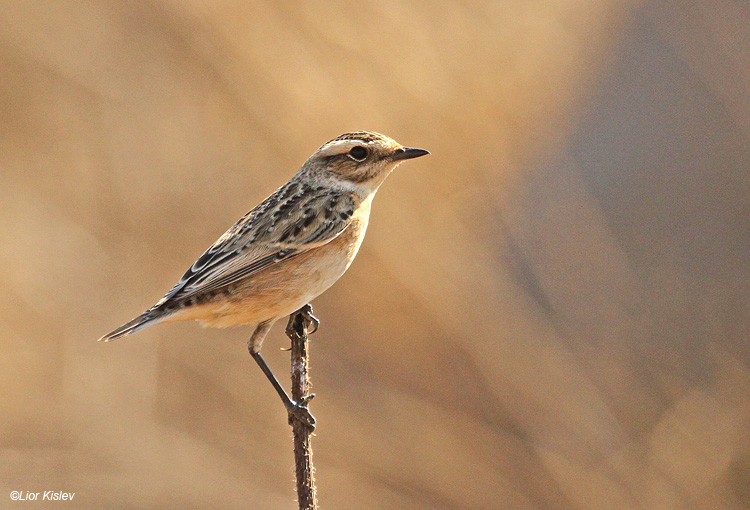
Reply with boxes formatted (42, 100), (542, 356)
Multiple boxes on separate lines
(98, 310), (163, 342)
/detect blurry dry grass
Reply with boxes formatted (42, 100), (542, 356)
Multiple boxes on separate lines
(1, 1), (749, 509)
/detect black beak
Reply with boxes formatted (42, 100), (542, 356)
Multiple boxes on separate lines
(391, 147), (430, 161)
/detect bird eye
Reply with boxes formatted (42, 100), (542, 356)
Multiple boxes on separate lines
(348, 146), (368, 161)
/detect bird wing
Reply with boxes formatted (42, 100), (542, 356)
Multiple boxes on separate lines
(154, 183), (357, 307)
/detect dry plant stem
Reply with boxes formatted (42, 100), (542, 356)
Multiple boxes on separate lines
(286, 304), (318, 510)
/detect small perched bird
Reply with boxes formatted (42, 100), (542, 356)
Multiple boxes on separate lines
(99, 131), (429, 427)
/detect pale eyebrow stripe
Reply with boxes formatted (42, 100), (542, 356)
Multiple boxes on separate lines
(317, 139), (370, 158)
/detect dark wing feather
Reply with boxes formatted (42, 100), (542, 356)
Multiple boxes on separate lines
(153, 183), (356, 308)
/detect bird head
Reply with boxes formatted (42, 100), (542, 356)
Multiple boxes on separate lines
(303, 131), (429, 193)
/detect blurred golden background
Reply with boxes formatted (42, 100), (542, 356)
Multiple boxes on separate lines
(1, 0), (748, 508)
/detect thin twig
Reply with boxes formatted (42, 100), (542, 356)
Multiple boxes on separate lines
(286, 304), (318, 510)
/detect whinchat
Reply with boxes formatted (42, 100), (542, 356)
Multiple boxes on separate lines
(99, 131), (429, 427)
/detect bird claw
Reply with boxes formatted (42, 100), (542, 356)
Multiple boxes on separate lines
(302, 308), (319, 335)
(285, 304), (320, 339)
(287, 395), (316, 429)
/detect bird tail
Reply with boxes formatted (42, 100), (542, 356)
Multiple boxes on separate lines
(98, 309), (166, 342)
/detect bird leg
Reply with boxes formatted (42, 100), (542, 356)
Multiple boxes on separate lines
(249, 350), (316, 429)
(248, 320), (316, 429)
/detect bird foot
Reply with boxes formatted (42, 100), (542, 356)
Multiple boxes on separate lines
(286, 394), (316, 429)
(286, 304), (320, 339)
